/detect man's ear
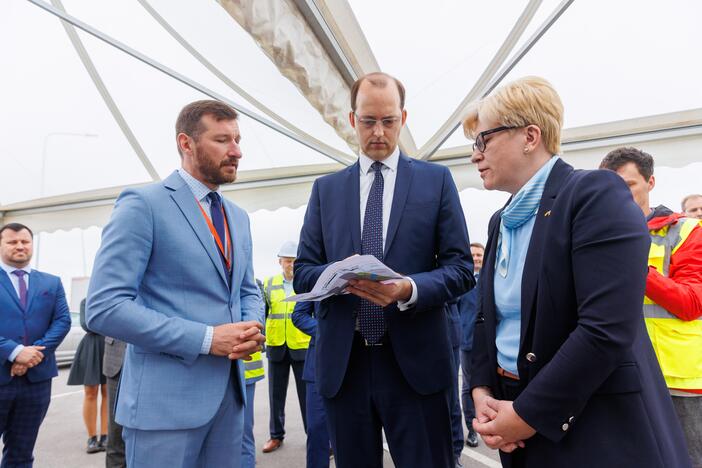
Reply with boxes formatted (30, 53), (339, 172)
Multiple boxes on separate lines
(648, 174), (656, 193)
(400, 109), (407, 126)
(349, 112), (357, 129)
(177, 132), (192, 156)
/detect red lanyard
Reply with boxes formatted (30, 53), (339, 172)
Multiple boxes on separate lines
(196, 199), (232, 271)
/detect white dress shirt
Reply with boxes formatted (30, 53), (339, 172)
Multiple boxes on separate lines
(358, 148), (417, 309)
(0, 260), (32, 362)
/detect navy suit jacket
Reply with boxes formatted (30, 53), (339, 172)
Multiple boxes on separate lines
(471, 159), (690, 467)
(0, 270), (71, 385)
(291, 301), (317, 383)
(457, 273), (479, 351)
(294, 153), (474, 398)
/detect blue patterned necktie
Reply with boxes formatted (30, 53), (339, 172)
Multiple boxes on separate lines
(207, 192), (231, 281)
(358, 161), (386, 344)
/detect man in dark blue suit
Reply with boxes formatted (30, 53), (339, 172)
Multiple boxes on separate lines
(457, 243), (484, 449)
(291, 301), (330, 468)
(294, 72), (474, 468)
(0, 223), (71, 467)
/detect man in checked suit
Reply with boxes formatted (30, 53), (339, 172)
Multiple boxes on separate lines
(87, 100), (265, 467)
(102, 335), (126, 468)
(0, 223), (71, 467)
(294, 73), (475, 467)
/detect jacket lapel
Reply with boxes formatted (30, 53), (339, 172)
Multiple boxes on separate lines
(483, 209), (503, 322)
(0, 271), (21, 309)
(384, 153), (413, 257)
(520, 159), (573, 341)
(345, 162), (362, 254)
(166, 172), (228, 287)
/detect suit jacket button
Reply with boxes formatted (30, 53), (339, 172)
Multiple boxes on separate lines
(562, 423), (569, 431)
(526, 352), (537, 362)
(568, 416), (575, 424)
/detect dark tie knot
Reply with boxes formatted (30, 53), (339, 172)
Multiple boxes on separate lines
(371, 161), (384, 173)
(12, 270), (26, 279)
(207, 192), (221, 207)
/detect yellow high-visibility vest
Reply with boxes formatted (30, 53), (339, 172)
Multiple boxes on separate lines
(264, 274), (310, 350)
(644, 217), (702, 390)
(244, 351), (264, 383)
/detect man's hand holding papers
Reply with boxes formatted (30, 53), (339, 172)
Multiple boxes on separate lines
(283, 255), (405, 303)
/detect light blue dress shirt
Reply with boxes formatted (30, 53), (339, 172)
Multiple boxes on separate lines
(177, 168), (229, 355)
(494, 157), (559, 376)
(0, 260), (32, 362)
(282, 277), (294, 297)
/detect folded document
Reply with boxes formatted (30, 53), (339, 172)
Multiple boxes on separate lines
(283, 255), (403, 302)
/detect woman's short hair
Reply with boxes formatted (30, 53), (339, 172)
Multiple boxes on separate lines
(462, 76), (564, 155)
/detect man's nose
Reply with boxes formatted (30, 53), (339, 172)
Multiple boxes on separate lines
(229, 141), (242, 158)
(372, 124), (385, 137)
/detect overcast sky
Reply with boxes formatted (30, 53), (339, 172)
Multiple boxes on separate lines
(4, 0), (702, 303)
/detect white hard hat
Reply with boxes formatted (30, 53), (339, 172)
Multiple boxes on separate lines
(277, 240), (298, 258)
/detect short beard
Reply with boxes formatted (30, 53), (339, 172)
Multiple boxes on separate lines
(193, 144), (236, 187)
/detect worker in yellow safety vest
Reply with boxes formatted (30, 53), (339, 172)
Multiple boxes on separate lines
(261, 241), (311, 454)
(601, 147), (702, 466)
(240, 278), (266, 468)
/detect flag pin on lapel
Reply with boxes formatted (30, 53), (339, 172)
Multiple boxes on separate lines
(544, 210), (552, 217)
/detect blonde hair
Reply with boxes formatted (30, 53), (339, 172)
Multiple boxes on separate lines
(462, 76), (564, 155)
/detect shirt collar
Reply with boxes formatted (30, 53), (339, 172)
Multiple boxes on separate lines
(358, 146), (400, 175)
(178, 168), (221, 203)
(0, 259), (31, 276)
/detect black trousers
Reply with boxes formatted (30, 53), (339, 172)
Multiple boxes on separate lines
(496, 375), (527, 468)
(324, 333), (453, 468)
(267, 350), (307, 439)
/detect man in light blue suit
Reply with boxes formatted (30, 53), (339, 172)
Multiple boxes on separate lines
(87, 100), (266, 468)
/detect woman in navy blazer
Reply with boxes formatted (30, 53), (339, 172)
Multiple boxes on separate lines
(465, 77), (691, 467)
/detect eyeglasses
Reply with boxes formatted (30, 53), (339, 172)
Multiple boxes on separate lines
(354, 114), (401, 130)
(472, 126), (518, 153)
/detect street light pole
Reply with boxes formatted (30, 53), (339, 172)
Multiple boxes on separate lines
(40, 132), (98, 197)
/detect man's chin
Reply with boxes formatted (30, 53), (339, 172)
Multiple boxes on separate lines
(364, 147), (392, 160)
(215, 173), (237, 186)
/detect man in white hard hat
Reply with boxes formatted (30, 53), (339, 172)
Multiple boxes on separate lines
(261, 241), (311, 453)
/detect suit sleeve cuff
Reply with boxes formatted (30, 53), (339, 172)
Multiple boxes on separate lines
(9, 345), (24, 363)
(397, 277), (418, 311)
(200, 326), (214, 355)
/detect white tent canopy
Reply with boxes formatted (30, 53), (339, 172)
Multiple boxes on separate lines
(2, 0), (702, 233)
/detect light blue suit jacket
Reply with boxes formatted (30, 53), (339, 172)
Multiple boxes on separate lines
(86, 171), (263, 431)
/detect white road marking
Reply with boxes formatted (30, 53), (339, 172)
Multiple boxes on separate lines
(461, 447), (502, 468)
(381, 442), (501, 467)
(51, 390), (83, 399)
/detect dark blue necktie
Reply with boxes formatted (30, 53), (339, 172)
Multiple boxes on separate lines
(358, 161), (386, 344)
(207, 192), (230, 279)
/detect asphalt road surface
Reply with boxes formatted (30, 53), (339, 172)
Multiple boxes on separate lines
(2, 365), (501, 467)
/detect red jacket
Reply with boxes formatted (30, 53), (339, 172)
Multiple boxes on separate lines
(646, 205), (702, 322)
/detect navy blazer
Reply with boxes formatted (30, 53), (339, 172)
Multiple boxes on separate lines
(457, 273), (479, 351)
(0, 270), (71, 385)
(294, 153), (474, 398)
(471, 159), (690, 467)
(291, 301), (317, 383)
